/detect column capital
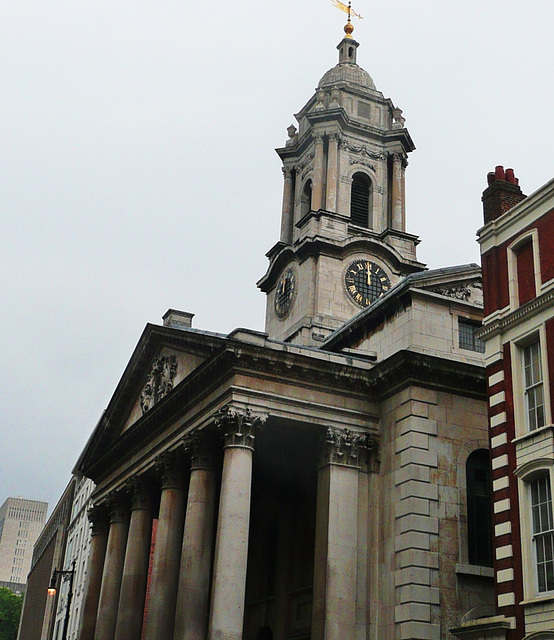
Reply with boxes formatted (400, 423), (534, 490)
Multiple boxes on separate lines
(183, 431), (216, 471)
(282, 166), (293, 179)
(321, 428), (376, 468)
(155, 451), (184, 490)
(125, 477), (153, 511)
(104, 493), (130, 524)
(314, 134), (324, 145)
(88, 505), (109, 536)
(391, 150), (408, 165)
(214, 405), (267, 450)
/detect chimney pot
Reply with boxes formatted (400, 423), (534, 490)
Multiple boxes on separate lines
(482, 166), (526, 224)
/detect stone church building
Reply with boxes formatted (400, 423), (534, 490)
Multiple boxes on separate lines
(76, 21), (494, 640)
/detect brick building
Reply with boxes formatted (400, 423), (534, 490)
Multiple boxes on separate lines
(453, 170), (554, 639)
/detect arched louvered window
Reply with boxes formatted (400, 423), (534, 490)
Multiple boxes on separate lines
(467, 449), (493, 566)
(300, 179), (312, 218)
(350, 172), (372, 228)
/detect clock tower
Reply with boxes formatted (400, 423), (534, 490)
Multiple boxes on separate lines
(258, 21), (426, 345)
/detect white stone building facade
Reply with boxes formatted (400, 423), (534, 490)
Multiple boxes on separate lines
(0, 496), (47, 584)
(52, 475), (95, 640)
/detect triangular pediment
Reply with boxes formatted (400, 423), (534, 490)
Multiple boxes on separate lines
(78, 324), (225, 479)
(121, 346), (206, 434)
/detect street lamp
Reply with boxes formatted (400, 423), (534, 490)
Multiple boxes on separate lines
(47, 559), (76, 640)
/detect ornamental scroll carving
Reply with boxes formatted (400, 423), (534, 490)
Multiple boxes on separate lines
(344, 140), (386, 160)
(431, 282), (482, 301)
(349, 156), (376, 172)
(140, 355), (178, 415)
(214, 405), (267, 449)
(322, 427), (378, 468)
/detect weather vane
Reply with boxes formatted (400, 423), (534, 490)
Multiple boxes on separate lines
(331, 0), (363, 23)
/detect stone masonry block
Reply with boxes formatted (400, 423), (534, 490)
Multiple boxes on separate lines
(413, 387), (438, 405)
(394, 567), (431, 587)
(396, 401), (430, 422)
(399, 481), (438, 502)
(394, 603), (431, 623)
(399, 449), (438, 469)
(395, 532), (430, 552)
(396, 584), (440, 606)
(405, 387), (438, 406)
(398, 549), (439, 569)
(395, 465), (430, 487)
(396, 497), (430, 517)
(395, 432), (429, 454)
(397, 416), (438, 437)
(396, 514), (439, 535)
(398, 622), (440, 640)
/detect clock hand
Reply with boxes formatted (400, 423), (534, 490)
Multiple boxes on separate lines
(367, 264), (371, 285)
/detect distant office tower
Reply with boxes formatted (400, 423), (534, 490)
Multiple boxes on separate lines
(0, 497), (48, 583)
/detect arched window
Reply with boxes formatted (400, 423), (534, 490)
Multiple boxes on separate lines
(467, 449), (493, 566)
(300, 179), (312, 219)
(350, 172), (372, 228)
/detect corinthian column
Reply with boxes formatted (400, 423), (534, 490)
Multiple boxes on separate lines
(280, 167), (294, 244)
(94, 497), (130, 640)
(143, 454), (186, 640)
(77, 506), (108, 640)
(391, 152), (404, 230)
(311, 135), (325, 211)
(114, 479), (153, 640)
(207, 407), (266, 640)
(311, 428), (367, 640)
(400, 157), (407, 230)
(173, 434), (217, 640)
(325, 133), (340, 212)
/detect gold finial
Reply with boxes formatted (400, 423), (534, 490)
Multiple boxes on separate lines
(331, 0), (363, 38)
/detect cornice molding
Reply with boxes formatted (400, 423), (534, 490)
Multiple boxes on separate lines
(369, 350), (486, 401)
(478, 288), (554, 340)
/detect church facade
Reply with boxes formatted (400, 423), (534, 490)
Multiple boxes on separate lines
(74, 23), (494, 640)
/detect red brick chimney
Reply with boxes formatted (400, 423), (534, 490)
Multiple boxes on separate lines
(482, 165), (526, 224)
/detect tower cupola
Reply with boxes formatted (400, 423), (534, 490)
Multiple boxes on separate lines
(258, 20), (425, 345)
(338, 33), (358, 65)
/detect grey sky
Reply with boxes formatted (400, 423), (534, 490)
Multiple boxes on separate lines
(1, 1), (553, 512)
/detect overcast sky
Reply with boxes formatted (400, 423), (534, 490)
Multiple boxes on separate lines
(1, 0), (553, 513)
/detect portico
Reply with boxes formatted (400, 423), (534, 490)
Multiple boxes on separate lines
(76, 323), (377, 640)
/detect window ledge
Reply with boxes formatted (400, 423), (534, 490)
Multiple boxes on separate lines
(512, 424), (554, 446)
(520, 592), (554, 607)
(455, 563), (494, 578)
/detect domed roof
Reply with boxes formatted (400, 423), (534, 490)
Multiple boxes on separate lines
(318, 62), (376, 91)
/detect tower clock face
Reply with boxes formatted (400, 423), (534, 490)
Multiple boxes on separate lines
(274, 268), (297, 318)
(345, 260), (391, 307)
